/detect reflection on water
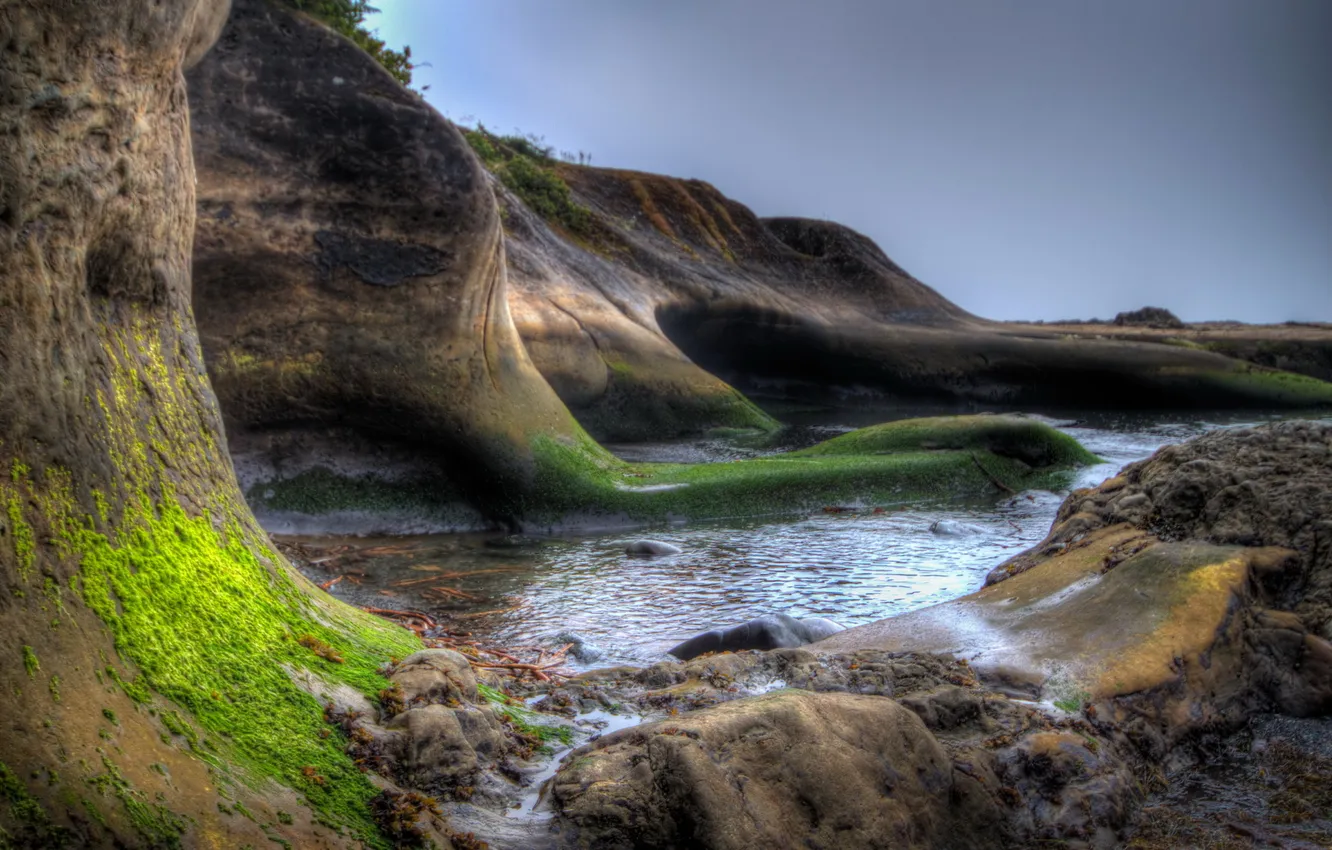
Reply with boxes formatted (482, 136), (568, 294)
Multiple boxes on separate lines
(286, 409), (1330, 669)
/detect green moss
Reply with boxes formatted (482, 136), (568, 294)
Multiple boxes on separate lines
(792, 415), (1101, 467)
(1202, 364), (1332, 406)
(3, 447), (418, 847)
(21, 646), (38, 678)
(85, 756), (187, 848)
(59, 494), (417, 842)
(476, 683), (573, 747)
(517, 415), (1097, 525)
(0, 760), (70, 847)
(1159, 337), (1206, 351)
(102, 708), (118, 725)
(106, 668), (152, 704)
(590, 359), (781, 442)
(48, 674), (60, 704)
(6, 490), (34, 584)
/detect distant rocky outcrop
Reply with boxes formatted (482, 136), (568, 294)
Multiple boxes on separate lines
(1112, 305), (1186, 329)
(501, 160), (1332, 431)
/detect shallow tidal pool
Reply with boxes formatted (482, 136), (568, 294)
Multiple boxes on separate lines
(284, 409), (1327, 668)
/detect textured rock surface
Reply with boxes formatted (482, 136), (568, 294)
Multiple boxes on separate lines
(989, 420), (1332, 634)
(551, 690), (1006, 850)
(545, 649), (1136, 849)
(188, 0), (593, 523)
(0, 2), (429, 847)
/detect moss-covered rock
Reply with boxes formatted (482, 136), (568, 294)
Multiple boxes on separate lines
(0, 3), (429, 846)
(511, 414), (1096, 529)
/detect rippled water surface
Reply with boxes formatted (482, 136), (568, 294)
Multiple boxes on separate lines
(285, 409), (1328, 668)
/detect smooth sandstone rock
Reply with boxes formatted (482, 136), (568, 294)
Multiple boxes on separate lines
(506, 165), (1332, 440)
(188, 0), (592, 526)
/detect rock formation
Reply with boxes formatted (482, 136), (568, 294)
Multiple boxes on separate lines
(187, 7), (1332, 464)
(188, 0), (606, 529)
(502, 162), (1332, 432)
(0, 2), (446, 846)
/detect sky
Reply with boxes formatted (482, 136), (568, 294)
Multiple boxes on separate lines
(372, 1), (1331, 323)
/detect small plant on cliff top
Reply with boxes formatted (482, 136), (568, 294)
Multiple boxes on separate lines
(461, 124), (594, 237)
(280, 0), (413, 86)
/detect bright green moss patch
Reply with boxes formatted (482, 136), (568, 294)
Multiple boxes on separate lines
(792, 414), (1101, 467)
(106, 668), (152, 704)
(1, 459), (420, 846)
(57, 494), (419, 843)
(21, 646), (38, 678)
(231, 416), (1097, 530)
(6, 491), (34, 583)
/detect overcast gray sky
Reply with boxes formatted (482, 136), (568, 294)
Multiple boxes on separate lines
(373, 1), (1331, 323)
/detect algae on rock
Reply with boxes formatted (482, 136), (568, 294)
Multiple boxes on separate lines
(0, 2), (426, 847)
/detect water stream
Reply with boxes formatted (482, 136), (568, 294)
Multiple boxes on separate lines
(283, 409), (1329, 668)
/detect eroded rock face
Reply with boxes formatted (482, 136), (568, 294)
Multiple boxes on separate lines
(991, 421), (1332, 634)
(187, 0), (588, 524)
(0, 3), (396, 847)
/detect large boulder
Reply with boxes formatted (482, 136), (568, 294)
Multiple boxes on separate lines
(551, 689), (1007, 850)
(989, 420), (1332, 634)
